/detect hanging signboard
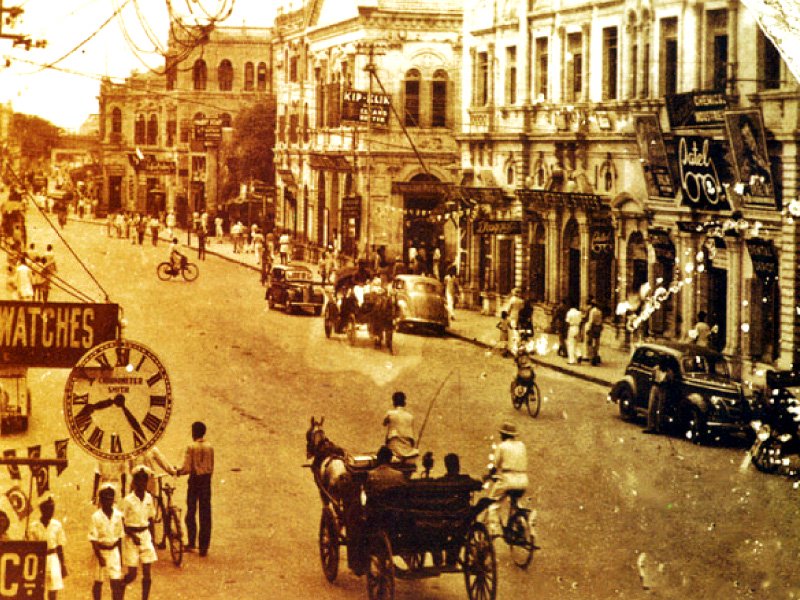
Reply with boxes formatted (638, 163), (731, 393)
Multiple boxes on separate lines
(666, 91), (728, 128)
(0, 302), (119, 367)
(589, 225), (614, 257)
(341, 195), (362, 219)
(341, 89), (391, 126)
(632, 114), (675, 198)
(676, 136), (730, 211)
(745, 238), (778, 278)
(473, 220), (522, 236)
(0, 541), (46, 599)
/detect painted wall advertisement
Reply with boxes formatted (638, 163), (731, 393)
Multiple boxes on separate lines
(633, 114), (675, 198)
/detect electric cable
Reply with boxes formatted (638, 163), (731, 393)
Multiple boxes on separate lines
(0, 242), (96, 303)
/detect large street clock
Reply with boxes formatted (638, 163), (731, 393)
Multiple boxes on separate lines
(64, 339), (173, 461)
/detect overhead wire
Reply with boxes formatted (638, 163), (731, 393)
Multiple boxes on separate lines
(0, 243), (96, 303)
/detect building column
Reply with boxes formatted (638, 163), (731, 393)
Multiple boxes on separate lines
(545, 211), (561, 304)
(581, 23), (591, 102)
(677, 231), (696, 340)
(578, 214), (590, 305)
(724, 240), (744, 362)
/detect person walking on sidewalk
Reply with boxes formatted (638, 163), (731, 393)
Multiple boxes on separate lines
(551, 298), (569, 358)
(278, 232), (291, 265)
(197, 226), (207, 261)
(177, 421), (214, 557)
(565, 304), (583, 364)
(584, 299), (604, 366)
(444, 266), (460, 321)
(214, 215), (224, 243)
(496, 311), (511, 357)
(149, 216), (160, 247)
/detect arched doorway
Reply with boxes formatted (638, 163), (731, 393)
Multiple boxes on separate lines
(563, 219), (580, 308)
(403, 173), (444, 268)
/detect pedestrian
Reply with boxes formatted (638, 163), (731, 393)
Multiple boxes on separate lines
(690, 311), (712, 346)
(324, 248), (336, 284)
(260, 246), (272, 287)
(584, 299), (604, 366)
(214, 216), (224, 243)
(231, 221), (242, 253)
(165, 211), (176, 239)
(318, 251), (329, 283)
(121, 466), (157, 600)
(278, 232), (290, 265)
(197, 226), (206, 260)
(383, 391), (416, 459)
(432, 247), (442, 280)
(201, 211), (209, 236)
(130, 214), (140, 244)
(252, 227), (264, 265)
(486, 422), (528, 537)
(551, 299), (569, 358)
(148, 216), (160, 247)
(137, 215), (147, 245)
(643, 355), (680, 434)
(565, 304), (583, 364)
(15, 255), (34, 301)
(444, 266), (459, 321)
(106, 213), (114, 237)
(32, 256), (46, 302)
(89, 484), (125, 600)
(496, 310), (511, 357)
(505, 288), (524, 349)
(177, 421), (214, 557)
(27, 493), (67, 600)
(114, 213), (125, 238)
(265, 231), (275, 261)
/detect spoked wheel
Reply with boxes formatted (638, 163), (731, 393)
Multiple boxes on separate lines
(366, 531), (395, 600)
(464, 523), (497, 600)
(319, 508), (340, 582)
(507, 511), (534, 568)
(510, 382), (524, 410)
(615, 384), (637, 421)
(346, 315), (357, 346)
(156, 262), (173, 281)
(167, 510), (183, 566)
(181, 263), (199, 281)
(152, 499), (165, 549)
(687, 407), (707, 445)
(752, 437), (782, 474)
(526, 382), (542, 418)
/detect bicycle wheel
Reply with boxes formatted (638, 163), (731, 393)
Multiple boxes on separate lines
(181, 263), (199, 282)
(152, 498), (166, 549)
(156, 262), (173, 281)
(526, 382), (541, 418)
(507, 511), (534, 568)
(167, 510), (184, 566)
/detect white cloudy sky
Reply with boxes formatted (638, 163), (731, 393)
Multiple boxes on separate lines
(0, 0), (286, 131)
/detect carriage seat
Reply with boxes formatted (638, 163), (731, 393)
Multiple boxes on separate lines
(346, 454), (377, 472)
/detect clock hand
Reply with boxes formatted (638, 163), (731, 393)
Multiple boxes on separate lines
(119, 402), (147, 440)
(75, 397), (115, 419)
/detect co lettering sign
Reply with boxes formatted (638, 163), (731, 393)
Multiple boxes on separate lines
(0, 541), (46, 599)
(677, 137), (730, 211)
(0, 302), (120, 367)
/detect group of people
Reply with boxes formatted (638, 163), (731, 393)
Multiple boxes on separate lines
(6, 242), (57, 302)
(549, 296), (604, 366)
(495, 288), (535, 356)
(105, 213), (163, 247)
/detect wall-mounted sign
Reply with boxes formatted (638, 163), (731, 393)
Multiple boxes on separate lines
(473, 220), (523, 236)
(633, 114), (675, 198)
(648, 228), (676, 262)
(341, 194), (362, 219)
(589, 225), (614, 257)
(0, 541), (46, 599)
(676, 136), (730, 211)
(723, 109), (776, 209)
(745, 238), (778, 278)
(341, 89), (391, 126)
(666, 91), (728, 128)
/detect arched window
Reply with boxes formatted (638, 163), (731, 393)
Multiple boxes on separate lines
(146, 114), (158, 145)
(431, 69), (448, 127)
(219, 113), (232, 128)
(257, 62), (267, 90)
(404, 69), (421, 127)
(134, 114), (146, 145)
(193, 59), (207, 90)
(244, 62), (254, 90)
(218, 59), (233, 91)
(111, 107), (122, 134)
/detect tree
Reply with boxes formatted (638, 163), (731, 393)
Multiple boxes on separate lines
(11, 113), (62, 164)
(231, 99), (276, 189)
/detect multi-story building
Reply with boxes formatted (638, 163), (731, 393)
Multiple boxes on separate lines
(460, 0), (800, 374)
(272, 0), (463, 265)
(98, 23), (273, 224)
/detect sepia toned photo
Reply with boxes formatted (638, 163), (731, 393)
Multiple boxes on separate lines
(0, 1), (799, 599)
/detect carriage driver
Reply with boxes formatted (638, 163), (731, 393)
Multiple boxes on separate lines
(486, 422), (529, 536)
(383, 391), (418, 459)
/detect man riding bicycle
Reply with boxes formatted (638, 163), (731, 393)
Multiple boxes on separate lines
(486, 421), (528, 536)
(168, 238), (186, 273)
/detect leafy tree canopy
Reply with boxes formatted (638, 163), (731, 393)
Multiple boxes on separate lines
(232, 99), (276, 186)
(11, 113), (62, 162)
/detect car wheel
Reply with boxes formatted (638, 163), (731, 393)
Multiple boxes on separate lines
(687, 407), (708, 444)
(614, 383), (637, 421)
(267, 292), (275, 309)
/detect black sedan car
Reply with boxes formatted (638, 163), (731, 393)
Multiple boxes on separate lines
(608, 342), (759, 443)
(265, 264), (325, 315)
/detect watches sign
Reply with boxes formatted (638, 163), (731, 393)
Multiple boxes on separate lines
(0, 302), (119, 367)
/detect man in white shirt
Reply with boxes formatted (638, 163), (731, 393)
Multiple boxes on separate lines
(121, 466), (157, 600)
(487, 422), (529, 535)
(89, 484), (125, 600)
(15, 257), (34, 301)
(383, 391), (417, 459)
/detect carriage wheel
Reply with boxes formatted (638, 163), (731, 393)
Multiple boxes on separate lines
(366, 531), (395, 600)
(319, 508), (340, 582)
(464, 523), (497, 600)
(346, 315), (357, 346)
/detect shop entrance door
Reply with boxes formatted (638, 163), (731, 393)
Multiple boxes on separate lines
(708, 266), (728, 351)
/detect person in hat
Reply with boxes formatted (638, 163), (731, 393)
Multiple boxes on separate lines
(27, 493), (67, 599)
(383, 391), (417, 460)
(89, 483), (125, 600)
(486, 422), (529, 536)
(121, 465), (157, 600)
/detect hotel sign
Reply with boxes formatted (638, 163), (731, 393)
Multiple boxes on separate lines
(473, 220), (522, 236)
(676, 136), (730, 211)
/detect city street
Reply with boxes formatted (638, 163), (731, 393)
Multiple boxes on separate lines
(5, 212), (800, 599)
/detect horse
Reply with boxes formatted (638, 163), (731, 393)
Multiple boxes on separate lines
(305, 417), (350, 506)
(367, 291), (396, 352)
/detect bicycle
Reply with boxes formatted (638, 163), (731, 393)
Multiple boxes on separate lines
(510, 352), (541, 418)
(484, 488), (538, 568)
(156, 258), (199, 282)
(152, 475), (184, 566)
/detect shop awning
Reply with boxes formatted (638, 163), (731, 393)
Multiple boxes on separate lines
(648, 228), (676, 261)
(277, 168), (297, 188)
(746, 238), (778, 278)
(308, 154), (352, 172)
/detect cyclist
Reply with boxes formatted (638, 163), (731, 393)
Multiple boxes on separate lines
(486, 422), (528, 536)
(168, 238), (186, 274)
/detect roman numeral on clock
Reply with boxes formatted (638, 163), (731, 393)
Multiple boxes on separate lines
(115, 346), (131, 367)
(72, 393), (89, 405)
(75, 410), (92, 433)
(110, 434), (123, 454)
(88, 427), (105, 449)
(133, 430), (146, 449)
(147, 372), (163, 387)
(95, 353), (113, 370)
(142, 413), (162, 433)
(150, 395), (167, 408)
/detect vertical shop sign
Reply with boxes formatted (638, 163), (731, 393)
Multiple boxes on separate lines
(633, 114), (675, 198)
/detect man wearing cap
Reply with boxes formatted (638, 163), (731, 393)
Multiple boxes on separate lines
(89, 484), (125, 600)
(486, 422), (529, 535)
(28, 493), (67, 599)
(121, 465), (157, 600)
(383, 391), (417, 460)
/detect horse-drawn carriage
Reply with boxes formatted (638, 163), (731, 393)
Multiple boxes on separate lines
(306, 418), (498, 600)
(323, 267), (395, 353)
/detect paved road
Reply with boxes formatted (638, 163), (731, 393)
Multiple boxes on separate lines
(5, 212), (800, 599)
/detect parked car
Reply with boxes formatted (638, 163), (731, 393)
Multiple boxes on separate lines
(0, 367), (31, 435)
(608, 342), (759, 443)
(265, 264), (325, 315)
(392, 274), (449, 335)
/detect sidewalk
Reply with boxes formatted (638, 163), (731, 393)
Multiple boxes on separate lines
(71, 216), (629, 388)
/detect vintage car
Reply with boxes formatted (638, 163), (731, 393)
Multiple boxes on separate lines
(608, 342), (759, 443)
(265, 264), (325, 315)
(0, 367), (31, 435)
(392, 274), (449, 335)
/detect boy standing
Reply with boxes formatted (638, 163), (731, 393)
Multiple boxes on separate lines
(28, 494), (67, 600)
(496, 311), (511, 357)
(89, 484), (125, 600)
(121, 466), (157, 600)
(178, 421), (214, 557)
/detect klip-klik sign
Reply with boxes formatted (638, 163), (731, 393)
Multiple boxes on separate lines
(0, 302), (119, 367)
(472, 220), (522, 236)
(676, 136), (730, 211)
(341, 89), (391, 126)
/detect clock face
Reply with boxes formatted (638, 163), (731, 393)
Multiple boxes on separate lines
(64, 339), (172, 461)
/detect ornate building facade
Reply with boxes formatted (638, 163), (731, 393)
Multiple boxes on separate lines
(272, 0), (463, 264)
(460, 0), (800, 374)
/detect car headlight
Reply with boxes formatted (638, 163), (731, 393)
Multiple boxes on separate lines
(757, 424), (772, 441)
(709, 395), (724, 407)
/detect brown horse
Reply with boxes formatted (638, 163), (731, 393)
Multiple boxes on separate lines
(305, 417), (350, 506)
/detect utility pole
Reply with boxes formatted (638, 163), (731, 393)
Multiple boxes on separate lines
(0, 2), (46, 50)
